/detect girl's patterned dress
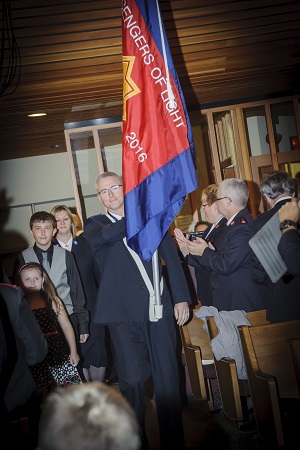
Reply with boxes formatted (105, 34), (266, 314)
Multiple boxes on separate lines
(29, 304), (82, 396)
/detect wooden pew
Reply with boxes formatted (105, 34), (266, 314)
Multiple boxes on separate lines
(180, 308), (216, 411)
(206, 309), (269, 428)
(238, 320), (300, 448)
(287, 338), (300, 392)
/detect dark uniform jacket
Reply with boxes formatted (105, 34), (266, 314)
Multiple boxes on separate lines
(84, 214), (192, 324)
(191, 208), (267, 312)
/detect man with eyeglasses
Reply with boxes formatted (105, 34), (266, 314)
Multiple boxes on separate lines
(175, 178), (267, 312)
(84, 171), (192, 450)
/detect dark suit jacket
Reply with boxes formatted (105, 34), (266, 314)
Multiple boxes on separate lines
(191, 209), (267, 312)
(279, 228), (300, 274)
(53, 235), (107, 366)
(84, 214), (192, 323)
(273, 228), (300, 321)
(253, 197), (300, 322)
(0, 284), (48, 414)
(53, 235), (99, 315)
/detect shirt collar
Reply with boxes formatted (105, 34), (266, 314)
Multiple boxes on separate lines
(34, 243), (53, 255)
(227, 212), (239, 226)
(108, 212), (123, 221)
(57, 237), (73, 250)
(274, 196), (292, 206)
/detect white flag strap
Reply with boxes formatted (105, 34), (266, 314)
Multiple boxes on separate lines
(123, 238), (163, 322)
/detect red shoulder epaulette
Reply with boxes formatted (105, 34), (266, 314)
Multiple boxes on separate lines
(230, 217), (248, 226)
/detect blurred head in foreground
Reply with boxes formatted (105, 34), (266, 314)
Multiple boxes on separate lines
(37, 382), (141, 450)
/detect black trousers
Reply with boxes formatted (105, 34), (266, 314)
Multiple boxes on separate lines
(108, 316), (185, 450)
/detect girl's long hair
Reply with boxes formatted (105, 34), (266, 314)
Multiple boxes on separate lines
(17, 262), (62, 314)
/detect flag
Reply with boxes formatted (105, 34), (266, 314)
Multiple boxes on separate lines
(122, 0), (198, 261)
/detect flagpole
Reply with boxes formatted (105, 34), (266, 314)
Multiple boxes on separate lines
(149, 0), (167, 320)
(122, 0), (198, 316)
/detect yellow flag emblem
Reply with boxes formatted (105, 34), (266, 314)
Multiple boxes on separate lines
(122, 55), (141, 121)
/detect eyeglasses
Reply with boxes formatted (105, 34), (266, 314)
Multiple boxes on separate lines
(214, 196), (232, 203)
(202, 203), (209, 209)
(98, 185), (123, 196)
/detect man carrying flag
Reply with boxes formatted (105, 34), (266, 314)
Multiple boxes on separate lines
(84, 171), (191, 449)
(84, 1), (198, 448)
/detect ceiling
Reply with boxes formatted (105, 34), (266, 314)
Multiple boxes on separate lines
(0, 0), (300, 161)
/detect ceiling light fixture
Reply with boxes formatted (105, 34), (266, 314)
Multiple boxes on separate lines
(49, 144), (62, 148)
(27, 113), (47, 117)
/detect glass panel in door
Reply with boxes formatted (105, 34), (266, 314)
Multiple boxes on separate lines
(270, 101), (298, 153)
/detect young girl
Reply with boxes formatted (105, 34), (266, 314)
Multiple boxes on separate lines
(17, 262), (82, 398)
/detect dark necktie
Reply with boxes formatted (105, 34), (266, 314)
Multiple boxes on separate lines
(42, 251), (50, 274)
